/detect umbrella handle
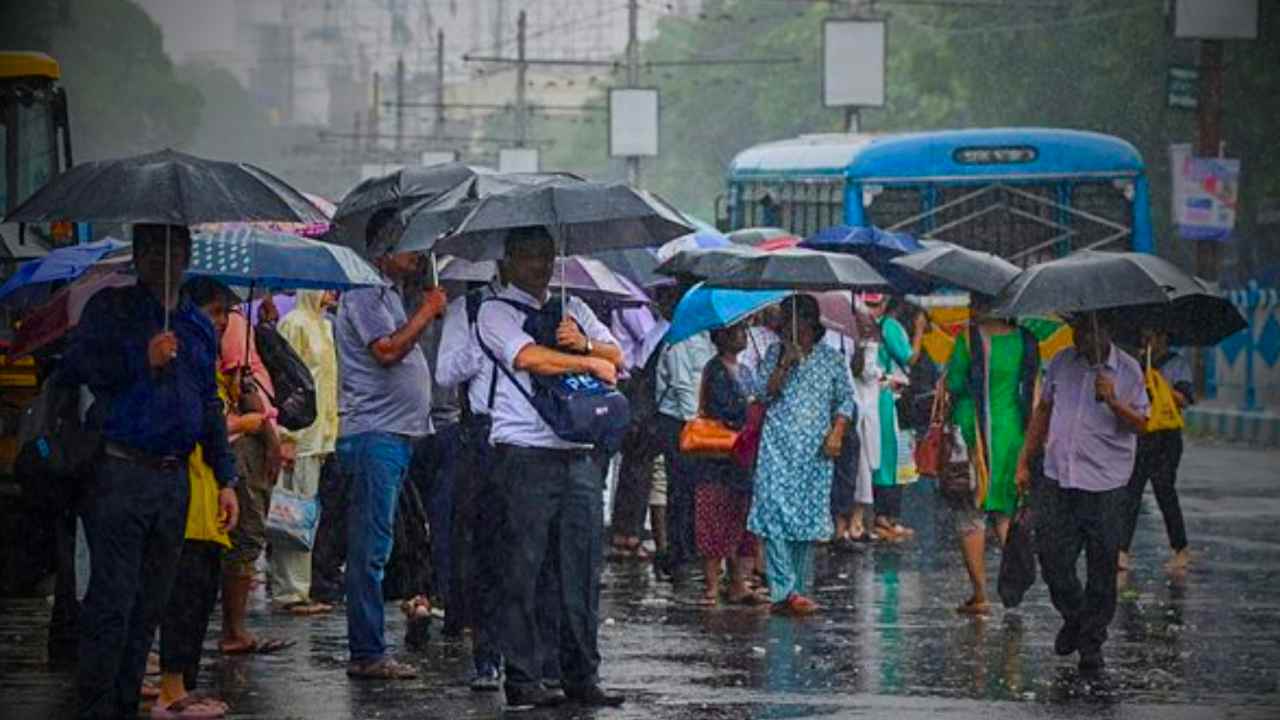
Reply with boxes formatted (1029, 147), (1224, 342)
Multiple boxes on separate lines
(163, 226), (171, 333)
(429, 252), (439, 288)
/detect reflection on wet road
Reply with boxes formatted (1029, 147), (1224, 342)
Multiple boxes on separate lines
(3, 441), (1278, 719)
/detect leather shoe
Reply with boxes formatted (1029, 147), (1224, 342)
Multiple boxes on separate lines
(565, 684), (626, 707)
(1054, 623), (1079, 656)
(1078, 649), (1105, 674)
(504, 686), (564, 709)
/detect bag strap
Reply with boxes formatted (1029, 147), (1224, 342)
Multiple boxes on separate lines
(474, 299), (542, 413)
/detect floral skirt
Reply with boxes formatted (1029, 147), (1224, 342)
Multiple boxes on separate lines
(695, 483), (757, 559)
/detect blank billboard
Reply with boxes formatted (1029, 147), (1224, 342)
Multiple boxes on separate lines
(823, 19), (886, 108)
(499, 148), (540, 173)
(1176, 0), (1257, 39)
(609, 88), (659, 158)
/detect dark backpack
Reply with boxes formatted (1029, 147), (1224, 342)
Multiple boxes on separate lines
(14, 368), (103, 508)
(476, 297), (631, 453)
(253, 320), (318, 431)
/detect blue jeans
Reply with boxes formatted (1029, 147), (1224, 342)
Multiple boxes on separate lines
(338, 432), (413, 663)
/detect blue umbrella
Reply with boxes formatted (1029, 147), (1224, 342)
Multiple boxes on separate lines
(188, 225), (387, 290)
(666, 281), (788, 345)
(800, 224), (932, 293)
(0, 238), (130, 306)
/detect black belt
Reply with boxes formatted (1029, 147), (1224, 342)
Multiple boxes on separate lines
(104, 442), (184, 471)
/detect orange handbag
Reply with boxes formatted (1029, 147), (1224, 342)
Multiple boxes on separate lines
(679, 363), (739, 459)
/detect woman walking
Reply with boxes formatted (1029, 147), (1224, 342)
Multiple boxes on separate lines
(692, 324), (767, 606)
(1119, 326), (1193, 572)
(945, 295), (1040, 615)
(748, 296), (855, 616)
(864, 295), (926, 541)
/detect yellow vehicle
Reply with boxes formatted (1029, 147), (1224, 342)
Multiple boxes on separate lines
(1, 51), (74, 254)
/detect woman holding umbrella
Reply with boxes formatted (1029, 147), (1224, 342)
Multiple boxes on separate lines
(747, 295), (855, 616)
(944, 293), (1040, 615)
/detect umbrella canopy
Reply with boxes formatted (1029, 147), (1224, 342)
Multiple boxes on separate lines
(655, 245), (761, 281)
(0, 238), (130, 307)
(656, 230), (731, 262)
(436, 255), (645, 305)
(189, 225), (387, 291)
(890, 242), (1021, 297)
(801, 224), (931, 294)
(10, 267), (136, 357)
(592, 247), (671, 289)
(727, 226), (789, 247)
(703, 248), (890, 292)
(396, 172), (582, 255)
(329, 163), (490, 253)
(434, 179), (693, 262)
(197, 192), (336, 239)
(991, 250), (1203, 317)
(667, 282), (788, 345)
(1107, 285), (1247, 347)
(5, 149), (327, 226)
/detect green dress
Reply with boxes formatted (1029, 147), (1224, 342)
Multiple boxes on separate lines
(873, 316), (913, 488)
(946, 331), (1025, 515)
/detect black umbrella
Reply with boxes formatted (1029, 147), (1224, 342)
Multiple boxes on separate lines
(4, 148), (326, 226)
(654, 245), (763, 281)
(890, 241), (1021, 297)
(329, 162), (489, 252)
(432, 179), (693, 262)
(703, 248), (890, 292)
(395, 171), (581, 255)
(991, 250), (1246, 347)
(592, 247), (671, 289)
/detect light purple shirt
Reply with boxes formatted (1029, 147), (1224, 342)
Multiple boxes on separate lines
(1042, 345), (1150, 492)
(476, 284), (618, 449)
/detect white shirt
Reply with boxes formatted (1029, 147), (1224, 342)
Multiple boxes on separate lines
(435, 283), (500, 415)
(476, 284), (618, 449)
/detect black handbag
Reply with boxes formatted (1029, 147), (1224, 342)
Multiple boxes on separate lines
(253, 320), (317, 431)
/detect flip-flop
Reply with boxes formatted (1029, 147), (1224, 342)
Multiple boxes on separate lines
(956, 600), (992, 616)
(141, 682), (161, 700)
(220, 638), (296, 655)
(728, 589), (770, 606)
(279, 601), (332, 616)
(150, 695), (226, 719)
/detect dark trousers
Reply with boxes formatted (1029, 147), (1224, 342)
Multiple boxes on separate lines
(610, 425), (662, 538)
(77, 456), (189, 720)
(1121, 431), (1188, 553)
(411, 423), (462, 602)
(49, 507), (81, 663)
(160, 540), (223, 690)
(450, 414), (501, 666)
(658, 413), (696, 569)
(497, 445), (603, 693)
(874, 483), (904, 519)
(1034, 479), (1127, 655)
(311, 457), (348, 603)
(831, 421), (861, 516)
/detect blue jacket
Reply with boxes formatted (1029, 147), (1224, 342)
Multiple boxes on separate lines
(62, 284), (236, 487)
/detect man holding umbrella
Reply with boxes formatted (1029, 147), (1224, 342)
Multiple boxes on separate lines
(334, 209), (447, 679)
(1016, 311), (1149, 674)
(63, 224), (239, 719)
(475, 226), (626, 709)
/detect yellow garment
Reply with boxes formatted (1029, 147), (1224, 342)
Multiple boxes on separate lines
(1144, 349), (1185, 433)
(923, 306), (1074, 365)
(186, 444), (231, 547)
(277, 291), (338, 456)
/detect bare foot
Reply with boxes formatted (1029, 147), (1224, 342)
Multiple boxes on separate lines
(1117, 550), (1133, 571)
(1165, 548), (1192, 571)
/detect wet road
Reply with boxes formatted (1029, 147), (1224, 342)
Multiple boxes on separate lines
(3, 440), (1278, 719)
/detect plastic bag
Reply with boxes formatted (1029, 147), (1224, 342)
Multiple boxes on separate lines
(997, 503), (1037, 608)
(265, 487), (321, 552)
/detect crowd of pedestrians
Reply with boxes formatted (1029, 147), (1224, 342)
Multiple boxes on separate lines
(42, 216), (1198, 719)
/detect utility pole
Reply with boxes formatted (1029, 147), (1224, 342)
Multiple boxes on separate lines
(368, 72), (381, 153)
(395, 56), (406, 152)
(1195, 39), (1225, 282)
(515, 10), (528, 147)
(435, 30), (446, 140)
(625, 0), (640, 186)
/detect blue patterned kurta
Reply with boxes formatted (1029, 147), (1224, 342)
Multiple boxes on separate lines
(747, 342), (856, 541)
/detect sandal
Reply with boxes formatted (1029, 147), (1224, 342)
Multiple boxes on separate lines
(278, 601), (333, 616)
(141, 681), (161, 700)
(728, 588), (770, 606)
(150, 695), (226, 719)
(219, 637), (296, 655)
(956, 598), (992, 616)
(347, 657), (419, 679)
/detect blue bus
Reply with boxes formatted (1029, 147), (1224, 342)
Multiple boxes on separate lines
(721, 128), (1152, 265)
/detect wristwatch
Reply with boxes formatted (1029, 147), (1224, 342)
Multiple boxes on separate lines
(584, 337), (594, 355)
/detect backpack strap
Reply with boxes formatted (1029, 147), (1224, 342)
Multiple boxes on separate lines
(473, 297), (544, 415)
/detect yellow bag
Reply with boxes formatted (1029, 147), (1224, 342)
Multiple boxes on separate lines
(1144, 348), (1184, 433)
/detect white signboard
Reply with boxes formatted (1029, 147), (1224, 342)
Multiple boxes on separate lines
(609, 88), (659, 158)
(1172, 149), (1240, 242)
(1176, 0), (1257, 39)
(499, 148), (540, 173)
(360, 163), (403, 181)
(823, 19), (886, 108)
(420, 151), (458, 166)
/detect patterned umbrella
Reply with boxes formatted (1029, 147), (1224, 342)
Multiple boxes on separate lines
(189, 225), (386, 291)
